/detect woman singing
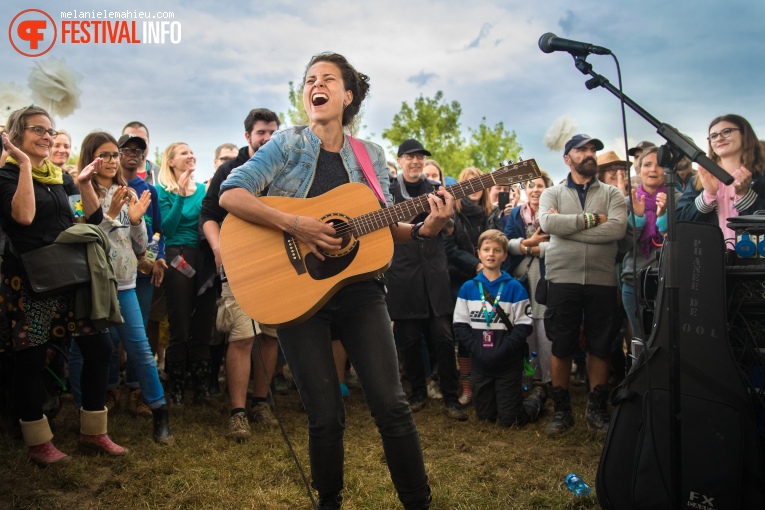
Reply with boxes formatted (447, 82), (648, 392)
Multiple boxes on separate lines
(220, 52), (451, 510)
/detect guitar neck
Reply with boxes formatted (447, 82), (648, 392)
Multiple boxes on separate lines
(350, 159), (540, 237)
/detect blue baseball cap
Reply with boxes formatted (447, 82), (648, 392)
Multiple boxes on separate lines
(564, 134), (604, 155)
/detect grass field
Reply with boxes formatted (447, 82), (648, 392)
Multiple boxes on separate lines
(0, 380), (604, 509)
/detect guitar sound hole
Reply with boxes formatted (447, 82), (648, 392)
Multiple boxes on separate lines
(320, 217), (356, 258)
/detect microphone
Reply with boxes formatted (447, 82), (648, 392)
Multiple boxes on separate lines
(538, 32), (611, 57)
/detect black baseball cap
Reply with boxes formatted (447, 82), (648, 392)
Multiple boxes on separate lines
(564, 134), (604, 155)
(397, 139), (432, 157)
(117, 133), (147, 150)
(628, 140), (656, 157)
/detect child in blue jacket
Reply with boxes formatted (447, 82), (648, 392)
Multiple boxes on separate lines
(453, 229), (546, 426)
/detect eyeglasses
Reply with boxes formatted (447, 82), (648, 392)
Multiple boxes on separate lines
(217, 156), (233, 162)
(604, 165), (626, 175)
(707, 127), (740, 142)
(26, 126), (58, 138)
(401, 154), (425, 161)
(120, 148), (144, 157)
(97, 152), (121, 162)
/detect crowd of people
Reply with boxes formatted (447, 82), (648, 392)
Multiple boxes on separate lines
(0, 49), (762, 509)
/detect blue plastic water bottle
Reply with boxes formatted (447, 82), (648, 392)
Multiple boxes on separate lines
(565, 473), (592, 497)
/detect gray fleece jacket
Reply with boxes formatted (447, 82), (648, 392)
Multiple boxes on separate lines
(539, 176), (627, 287)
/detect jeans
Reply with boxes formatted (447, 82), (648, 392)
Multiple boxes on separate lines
(621, 283), (643, 340)
(277, 281), (429, 506)
(396, 315), (459, 403)
(134, 277), (154, 331)
(70, 289), (166, 409)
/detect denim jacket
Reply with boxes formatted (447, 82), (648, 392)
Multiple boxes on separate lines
(220, 126), (393, 206)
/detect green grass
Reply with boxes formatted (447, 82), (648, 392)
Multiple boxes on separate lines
(0, 384), (603, 509)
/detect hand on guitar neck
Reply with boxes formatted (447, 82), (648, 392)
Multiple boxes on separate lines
(416, 189), (455, 238)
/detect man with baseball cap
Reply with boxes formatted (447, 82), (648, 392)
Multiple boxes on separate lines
(538, 134), (627, 435)
(628, 141), (656, 170)
(385, 139), (466, 421)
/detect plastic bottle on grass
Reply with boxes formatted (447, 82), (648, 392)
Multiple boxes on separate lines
(522, 351), (538, 391)
(565, 473), (592, 497)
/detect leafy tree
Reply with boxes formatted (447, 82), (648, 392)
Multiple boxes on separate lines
(464, 118), (522, 171)
(382, 91), (465, 175)
(383, 91), (522, 177)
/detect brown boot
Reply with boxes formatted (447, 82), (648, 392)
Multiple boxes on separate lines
(104, 387), (121, 412)
(127, 388), (152, 418)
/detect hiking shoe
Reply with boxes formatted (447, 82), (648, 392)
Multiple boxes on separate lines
(128, 389), (152, 418)
(250, 402), (278, 427)
(409, 393), (427, 413)
(445, 401), (468, 421)
(546, 386), (574, 436)
(225, 412), (251, 441)
(427, 380), (443, 400)
(585, 384), (611, 433)
(104, 388), (120, 412)
(272, 374), (289, 395)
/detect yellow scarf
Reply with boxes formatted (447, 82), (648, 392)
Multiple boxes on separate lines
(6, 156), (64, 186)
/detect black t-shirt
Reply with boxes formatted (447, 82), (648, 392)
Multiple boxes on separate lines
(307, 149), (349, 198)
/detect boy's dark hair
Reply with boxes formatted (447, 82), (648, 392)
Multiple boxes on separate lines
(244, 109), (280, 133)
(477, 229), (509, 253)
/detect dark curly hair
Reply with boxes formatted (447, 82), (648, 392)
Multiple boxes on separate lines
(303, 52), (369, 127)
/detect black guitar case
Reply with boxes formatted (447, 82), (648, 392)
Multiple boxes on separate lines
(596, 222), (765, 509)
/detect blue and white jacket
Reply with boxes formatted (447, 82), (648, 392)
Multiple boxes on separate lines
(453, 270), (533, 376)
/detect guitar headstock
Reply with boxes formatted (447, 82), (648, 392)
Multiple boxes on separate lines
(490, 159), (541, 186)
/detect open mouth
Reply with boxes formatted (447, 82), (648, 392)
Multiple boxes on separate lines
(312, 93), (329, 106)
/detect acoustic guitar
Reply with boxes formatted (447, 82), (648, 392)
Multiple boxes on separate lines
(219, 159), (540, 328)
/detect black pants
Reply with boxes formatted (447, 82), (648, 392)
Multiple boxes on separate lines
(14, 332), (111, 421)
(397, 315), (459, 403)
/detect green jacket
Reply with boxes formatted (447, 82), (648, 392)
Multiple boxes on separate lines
(55, 224), (123, 329)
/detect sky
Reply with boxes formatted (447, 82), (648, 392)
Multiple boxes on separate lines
(2, 0), (764, 183)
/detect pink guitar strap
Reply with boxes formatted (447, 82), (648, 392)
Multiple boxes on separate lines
(346, 135), (386, 204)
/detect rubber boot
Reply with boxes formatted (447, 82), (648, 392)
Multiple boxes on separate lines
(165, 362), (186, 407)
(317, 492), (342, 509)
(151, 405), (175, 446)
(545, 386), (574, 436)
(79, 408), (128, 456)
(190, 360), (213, 405)
(20, 415), (70, 466)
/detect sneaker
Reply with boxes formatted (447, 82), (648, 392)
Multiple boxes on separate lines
(585, 384), (611, 433)
(408, 393), (427, 413)
(339, 382), (350, 397)
(225, 412), (251, 441)
(426, 380), (443, 400)
(572, 362), (587, 387)
(272, 374), (289, 395)
(104, 387), (120, 412)
(250, 402), (278, 428)
(444, 401), (468, 421)
(128, 389), (152, 418)
(458, 394), (472, 406)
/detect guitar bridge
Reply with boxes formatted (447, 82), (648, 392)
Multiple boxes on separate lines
(283, 233), (307, 275)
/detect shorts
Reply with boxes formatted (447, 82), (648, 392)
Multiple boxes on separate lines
(543, 282), (617, 359)
(217, 281), (277, 341)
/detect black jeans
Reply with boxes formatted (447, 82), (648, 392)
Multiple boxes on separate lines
(277, 281), (430, 507)
(397, 315), (459, 403)
(163, 246), (215, 365)
(14, 332), (111, 421)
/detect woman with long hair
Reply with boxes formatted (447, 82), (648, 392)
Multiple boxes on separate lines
(504, 170), (554, 383)
(678, 114), (765, 245)
(68, 131), (174, 445)
(443, 166), (494, 405)
(219, 52), (451, 509)
(157, 142), (216, 406)
(0, 106), (125, 465)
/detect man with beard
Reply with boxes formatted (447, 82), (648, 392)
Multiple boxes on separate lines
(538, 134), (627, 435)
(201, 108), (281, 440)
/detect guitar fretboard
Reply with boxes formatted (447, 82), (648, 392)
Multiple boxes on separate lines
(349, 159), (540, 237)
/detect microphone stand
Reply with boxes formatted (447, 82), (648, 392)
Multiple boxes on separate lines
(569, 54), (734, 510)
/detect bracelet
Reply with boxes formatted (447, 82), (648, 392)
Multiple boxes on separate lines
(410, 222), (431, 243)
(593, 214), (601, 227)
(289, 215), (299, 236)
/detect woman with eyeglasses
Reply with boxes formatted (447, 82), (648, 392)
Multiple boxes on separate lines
(504, 171), (554, 384)
(597, 151), (629, 196)
(0, 107), (126, 465)
(678, 114), (765, 245)
(157, 142), (216, 406)
(68, 132), (174, 445)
